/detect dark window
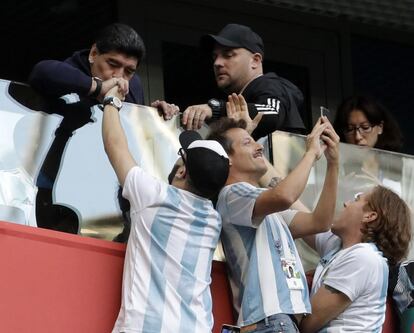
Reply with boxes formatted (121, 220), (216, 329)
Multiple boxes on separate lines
(351, 35), (414, 154)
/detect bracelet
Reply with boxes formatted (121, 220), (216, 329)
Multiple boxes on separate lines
(89, 77), (102, 99)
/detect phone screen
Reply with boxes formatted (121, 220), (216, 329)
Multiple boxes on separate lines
(320, 106), (331, 120)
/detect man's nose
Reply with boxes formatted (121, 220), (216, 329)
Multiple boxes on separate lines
(214, 56), (224, 67)
(112, 68), (124, 78)
(256, 143), (264, 152)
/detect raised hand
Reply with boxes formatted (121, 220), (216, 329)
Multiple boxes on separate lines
(100, 77), (129, 101)
(226, 93), (263, 134)
(320, 116), (340, 164)
(105, 78), (128, 100)
(305, 118), (329, 160)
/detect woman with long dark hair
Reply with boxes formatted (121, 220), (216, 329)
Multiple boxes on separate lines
(334, 95), (403, 152)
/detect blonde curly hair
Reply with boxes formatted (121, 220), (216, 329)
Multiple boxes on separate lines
(361, 186), (412, 265)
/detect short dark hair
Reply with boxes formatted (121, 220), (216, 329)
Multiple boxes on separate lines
(117, 185), (130, 219)
(361, 186), (412, 265)
(95, 23), (146, 62)
(112, 186), (131, 243)
(207, 118), (247, 154)
(334, 95), (403, 152)
(168, 160), (181, 185)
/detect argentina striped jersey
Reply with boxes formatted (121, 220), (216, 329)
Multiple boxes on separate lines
(217, 182), (311, 327)
(112, 166), (221, 333)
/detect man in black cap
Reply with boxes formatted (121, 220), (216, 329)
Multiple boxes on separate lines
(182, 23), (305, 139)
(101, 79), (230, 333)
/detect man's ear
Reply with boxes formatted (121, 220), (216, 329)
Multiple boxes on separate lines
(228, 156), (233, 167)
(251, 53), (263, 69)
(89, 44), (98, 64)
(176, 165), (187, 179)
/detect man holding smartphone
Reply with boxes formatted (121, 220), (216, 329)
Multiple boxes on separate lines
(208, 94), (339, 332)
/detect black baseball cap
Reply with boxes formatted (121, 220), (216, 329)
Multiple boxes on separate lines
(200, 23), (264, 56)
(179, 130), (229, 198)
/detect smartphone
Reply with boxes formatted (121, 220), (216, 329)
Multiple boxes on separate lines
(320, 106), (330, 119)
(221, 324), (241, 333)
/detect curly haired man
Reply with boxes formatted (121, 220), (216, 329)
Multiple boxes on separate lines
(300, 186), (412, 332)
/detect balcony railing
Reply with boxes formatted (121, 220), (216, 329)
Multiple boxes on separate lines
(1, 78), (413, 266)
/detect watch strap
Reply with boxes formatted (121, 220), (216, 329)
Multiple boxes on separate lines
(102, 96), (122, 111)
(208, 99), (225, 120)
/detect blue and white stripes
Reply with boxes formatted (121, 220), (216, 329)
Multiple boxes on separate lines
(112, 166), (221, 333)
(217, 182), (311, 327)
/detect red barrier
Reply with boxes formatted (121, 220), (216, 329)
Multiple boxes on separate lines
(1, 220), (399, 332)
(0, 220), (235, 333)
(211, 258), (235, 332)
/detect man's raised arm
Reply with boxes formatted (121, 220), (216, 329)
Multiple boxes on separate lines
(289, 119), (339, 240)
(252, 119), (328, 222)
(102, 79), (136, 186)
(224, 93), (327, 223)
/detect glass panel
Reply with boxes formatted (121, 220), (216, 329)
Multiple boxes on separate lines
(271, 130), (414, 271)
(1, 79), (412, 266)
(0, 79), (181, 240)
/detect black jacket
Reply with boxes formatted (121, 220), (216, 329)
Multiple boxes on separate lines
(213, 73), (305, 139)
(29, 49), (144, 104)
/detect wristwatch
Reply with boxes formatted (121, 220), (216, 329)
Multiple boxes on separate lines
(103, 96), (123, 111)
(208, 98), (224, 119)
